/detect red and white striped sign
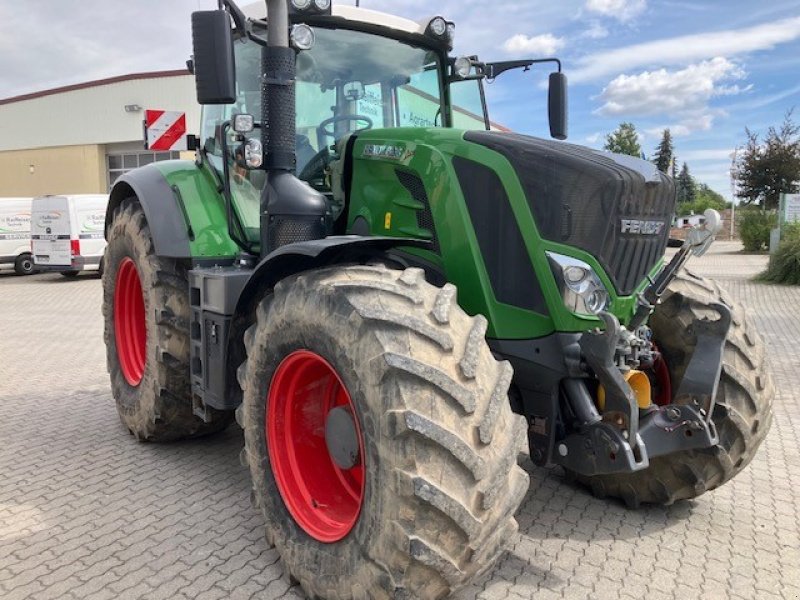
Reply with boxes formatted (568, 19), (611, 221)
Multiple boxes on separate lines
(145, 110), (188, 151)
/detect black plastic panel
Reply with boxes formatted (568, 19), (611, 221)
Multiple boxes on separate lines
(464, 132), (675, 295)
(453, 156), (548, 315)
(395, 169), (440, 254)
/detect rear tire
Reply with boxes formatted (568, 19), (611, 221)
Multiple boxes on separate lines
(60, 270), (80, 278)
(14, 253), (35, 276)
(571, 270), (773, 507)
(239, 265), (530, 599)
(103, 198), (232, 441)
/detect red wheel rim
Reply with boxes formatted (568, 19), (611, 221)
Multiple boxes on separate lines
(267, 350), (365, 543)
(114, 257), (146, 386)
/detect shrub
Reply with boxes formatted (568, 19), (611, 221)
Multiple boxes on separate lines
(783, 221), (800, 242)
(739, 209), (776, 252)
(758, 236), (800, 285)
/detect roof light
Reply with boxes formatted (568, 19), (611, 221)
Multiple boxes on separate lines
(290, 0), (331, 14)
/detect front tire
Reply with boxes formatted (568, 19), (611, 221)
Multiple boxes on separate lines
(103, 198), (231, 441)
(572, 270), (774, 507)
(14, 253), (35, 276)
(239, 265), (530, 599)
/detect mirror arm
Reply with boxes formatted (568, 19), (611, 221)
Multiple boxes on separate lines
(218, 0), (248, 34)
(484, 58), (562, 79)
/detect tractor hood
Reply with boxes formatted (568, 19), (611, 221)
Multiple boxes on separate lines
(464, 131), (676, 296)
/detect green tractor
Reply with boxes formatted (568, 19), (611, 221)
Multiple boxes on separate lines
(102, 1), (773, 597)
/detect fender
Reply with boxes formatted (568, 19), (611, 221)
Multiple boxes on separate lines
(234, 235), (432, 317)
(218, 235), (431, 410)
(105, 163), (194, 258)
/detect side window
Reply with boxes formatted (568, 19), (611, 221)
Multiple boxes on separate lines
(397, 66), (442, 128)
(296, 81), (336, 151)
(450, 79), (490, 131)
(200, 38), (261, 163)
(200, 105), (225, 157)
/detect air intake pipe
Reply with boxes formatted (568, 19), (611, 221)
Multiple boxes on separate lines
(260, 0), (328, 256)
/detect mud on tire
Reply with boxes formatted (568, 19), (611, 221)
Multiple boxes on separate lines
(239, 265), (530, 599)
(572, 270), (774, 507)
(103, 198), (232, 441)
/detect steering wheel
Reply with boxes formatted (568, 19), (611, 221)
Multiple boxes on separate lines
(298, 147), (333, 188)
(317, 114), (374, 142)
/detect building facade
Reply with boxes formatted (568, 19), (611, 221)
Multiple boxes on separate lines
(0, 71), (199, 197)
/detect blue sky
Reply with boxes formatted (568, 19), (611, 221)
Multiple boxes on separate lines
(360, 0), (800, 201)
(2, 0), (799, 200)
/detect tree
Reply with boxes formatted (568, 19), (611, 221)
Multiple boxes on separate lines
(604, 122), (642, 157)
(734, 110), (800, 210)
(676, 162), (696, 205)
(652, 129), (675, 174)
(677, 182), (727, 216)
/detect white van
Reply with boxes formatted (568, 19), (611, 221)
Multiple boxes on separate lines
(31, 195), (109, 277)
(0, 198), (36, 275)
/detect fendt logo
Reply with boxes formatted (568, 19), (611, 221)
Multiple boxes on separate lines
(620, 219), (666, 235)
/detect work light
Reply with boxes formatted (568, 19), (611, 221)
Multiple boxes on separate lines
(428, 17), (447, 37)
(454, 56), (472, 79)
(290, 24), (315, 50)
(290, 0), (331, 14)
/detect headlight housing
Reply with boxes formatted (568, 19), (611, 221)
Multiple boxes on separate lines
(547, 252), (610, 316)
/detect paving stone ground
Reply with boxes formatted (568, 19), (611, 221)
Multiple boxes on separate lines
(1, 241), (798, 600)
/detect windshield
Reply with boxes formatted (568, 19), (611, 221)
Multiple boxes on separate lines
(228, 27), (446, 151)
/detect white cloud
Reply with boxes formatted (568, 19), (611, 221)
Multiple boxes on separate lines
(585, 0), (646, 22)
(503, 33), (565, 56)
(644, 114), (716, 138)
(581, 21), (610, 40)
(596, 57), (746, 117)
(572, 16), (800, 82)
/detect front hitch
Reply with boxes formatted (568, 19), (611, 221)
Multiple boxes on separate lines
(554, 301), (729, 477)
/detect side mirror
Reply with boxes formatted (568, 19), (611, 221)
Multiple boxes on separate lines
(191, 11), (236, 105)
(548, 72), (568, 140)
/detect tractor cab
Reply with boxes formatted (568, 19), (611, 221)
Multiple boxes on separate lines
(199, 4), (493, 244)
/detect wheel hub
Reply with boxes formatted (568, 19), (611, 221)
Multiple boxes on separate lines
(325, 406), (361, 470)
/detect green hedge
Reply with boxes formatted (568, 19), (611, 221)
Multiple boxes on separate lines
(739, 208), (776, 252)
(758, 223), (800, 285)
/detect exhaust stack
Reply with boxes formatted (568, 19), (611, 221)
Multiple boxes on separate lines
(259, 0), (328, 257)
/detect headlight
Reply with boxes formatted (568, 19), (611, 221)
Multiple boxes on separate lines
(244, 139), (263, 169)
(547, 252), (610, 316)
(290, 0), (312, 9)
(313, 0), (331, 9)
